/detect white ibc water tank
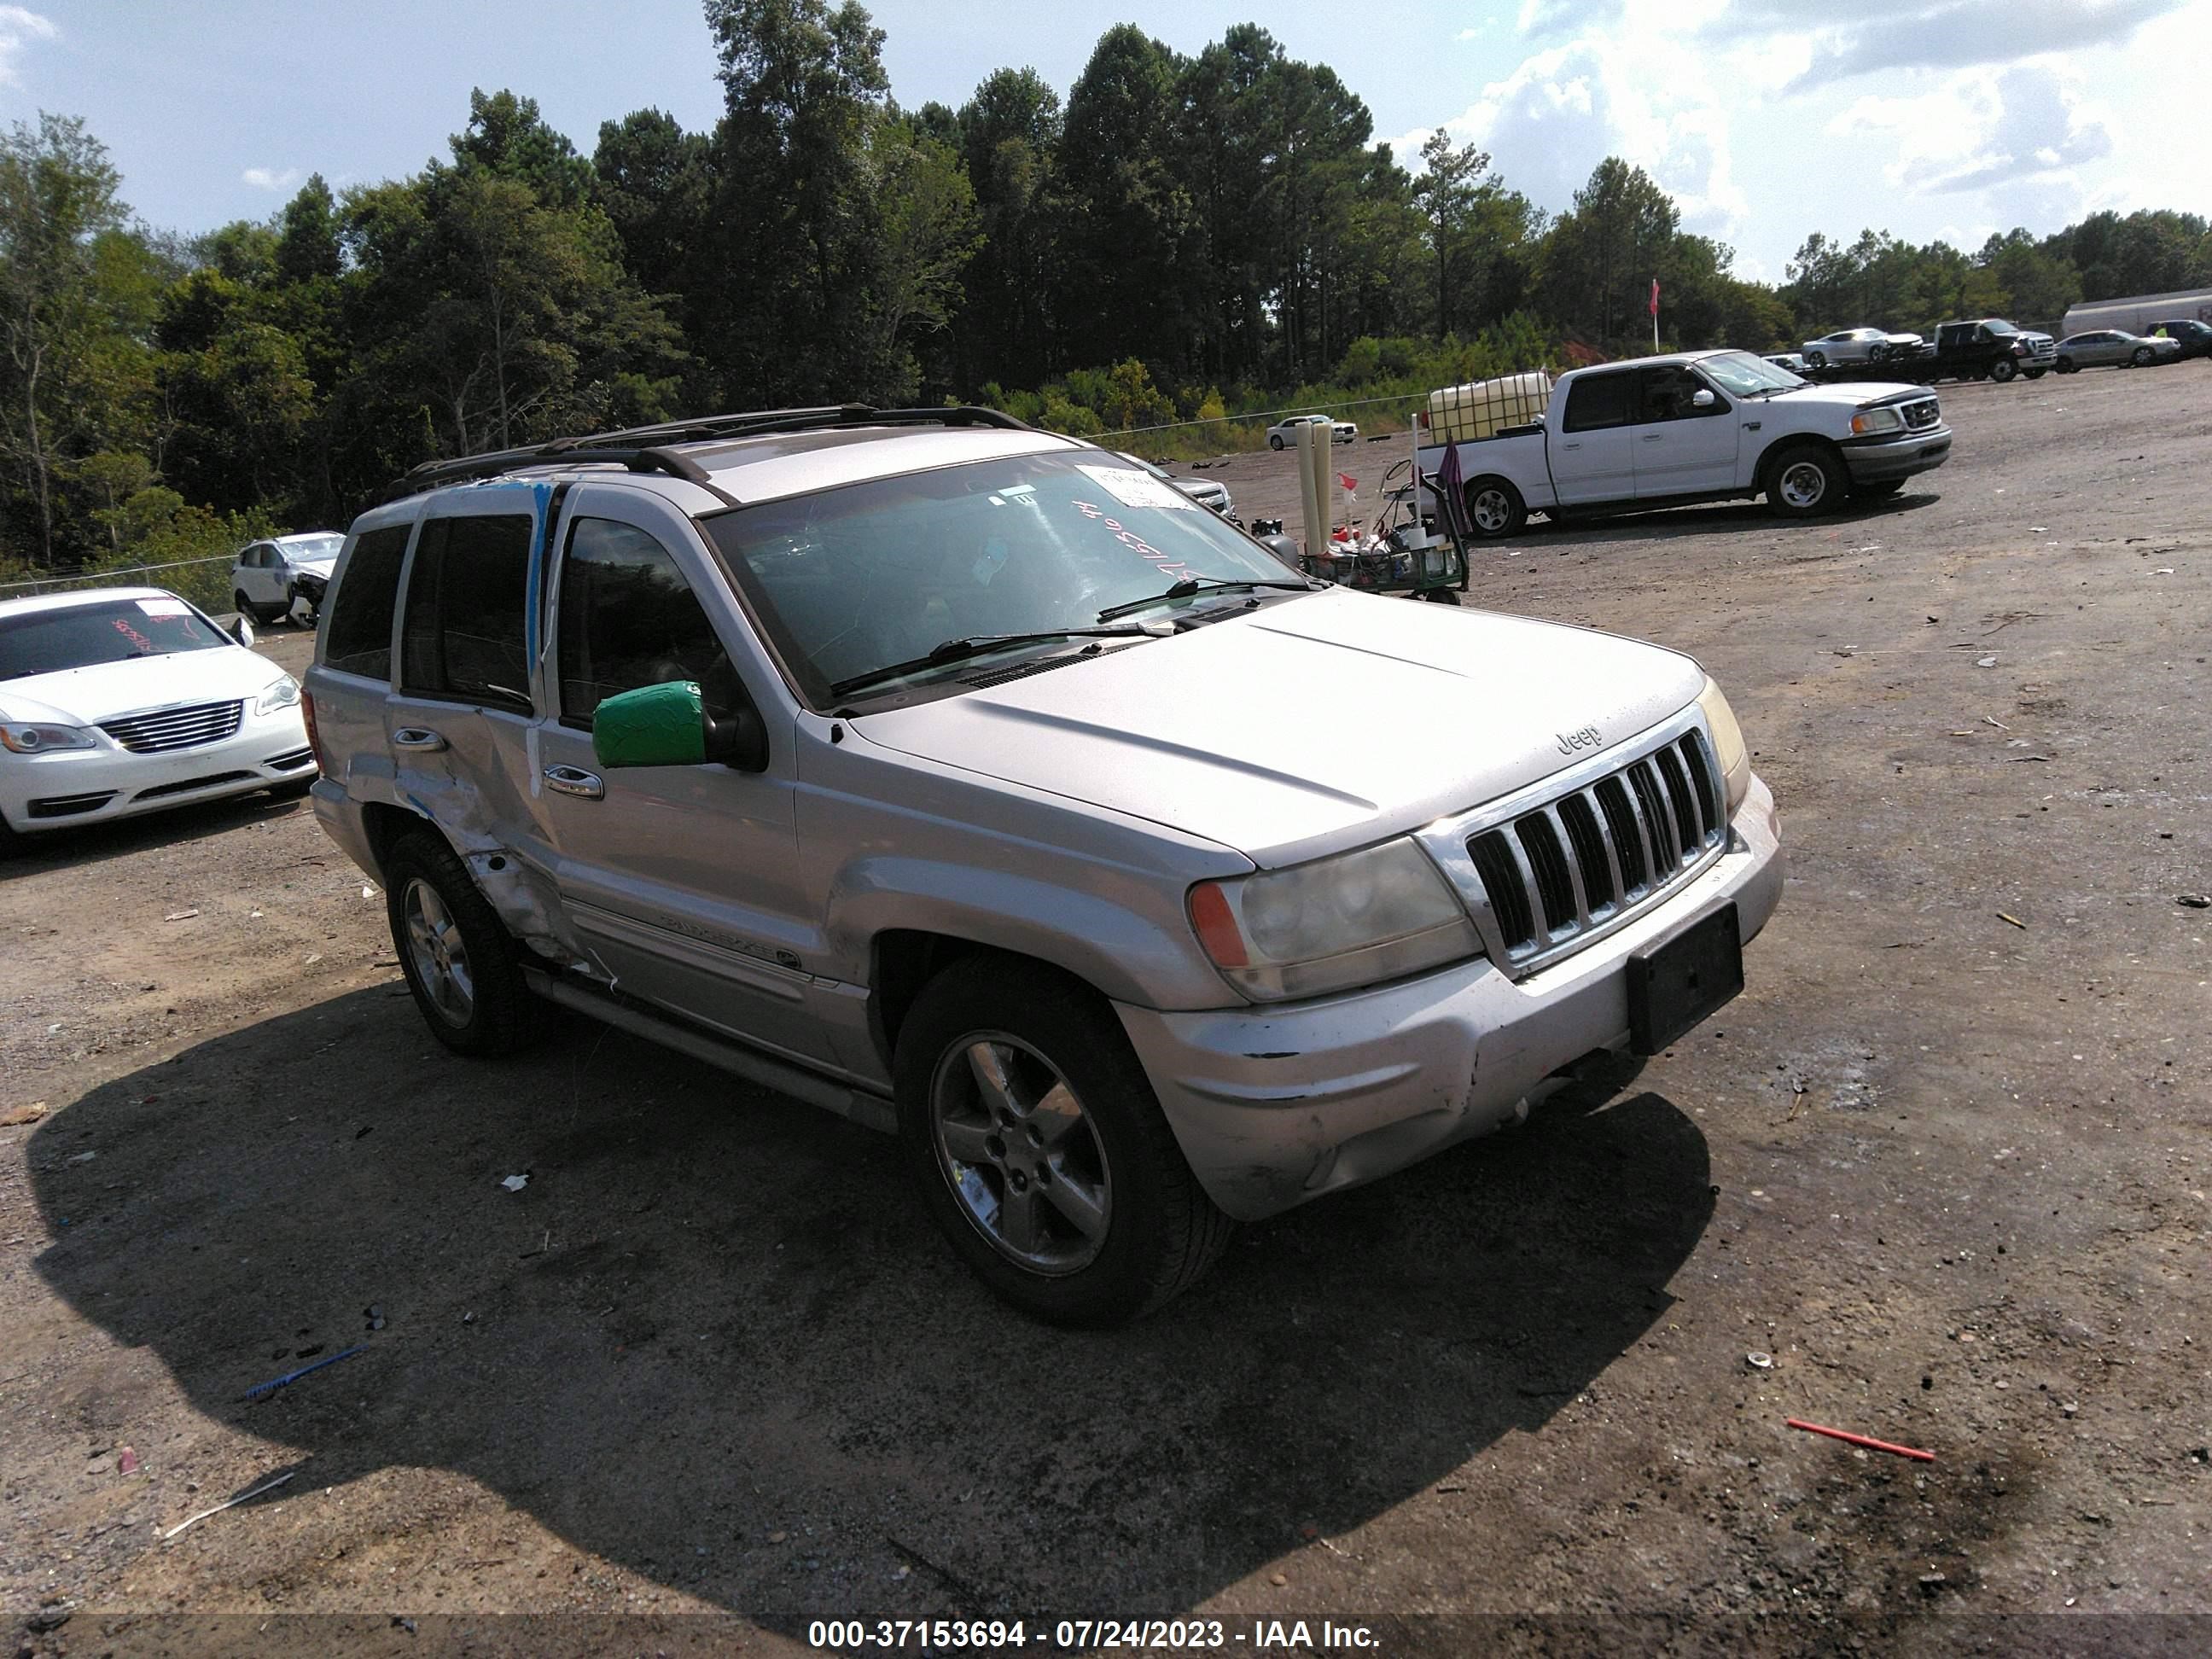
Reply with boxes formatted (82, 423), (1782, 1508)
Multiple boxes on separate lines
(1426, 371), (1552, 445)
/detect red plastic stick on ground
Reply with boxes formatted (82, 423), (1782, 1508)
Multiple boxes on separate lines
(1787, 1417), (1936, 1462)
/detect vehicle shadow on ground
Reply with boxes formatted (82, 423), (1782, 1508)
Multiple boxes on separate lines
(30, 987), (1711, 1621)
(0, 789), (312, 879)
(1531, 490), (1938, 547)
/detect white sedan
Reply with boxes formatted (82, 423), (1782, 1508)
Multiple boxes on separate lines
(1802, 328), (1924, 367)
(0, 588), (315, 841)
(230, 531), (344, 625)
(1265, 413), (1358, 449)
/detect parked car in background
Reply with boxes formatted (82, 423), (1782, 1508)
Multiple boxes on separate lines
(2146, 318), (2212, 360)
(2053, 329), (2184, 371)
(1761, 352), (1807, 373)
(1802, 328), (1924, 367)
(231, 532), (344, 624)
(304, 405), (1781, 1324)
(1266, 413), (1357, 449)
(1114, 451), (1236, 518)
(0, 588), (314, 841)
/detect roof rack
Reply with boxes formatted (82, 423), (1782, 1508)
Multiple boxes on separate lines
(377, 405), (1033, 504)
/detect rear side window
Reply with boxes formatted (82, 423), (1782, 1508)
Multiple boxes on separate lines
(399, 515), (534, 709)
(557, 518), (733, 724)
(1561, 372), (1633, 432)
(323, 526), (410, 680)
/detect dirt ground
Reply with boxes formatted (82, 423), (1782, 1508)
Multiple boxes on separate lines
(4, 362), (2209, 1656)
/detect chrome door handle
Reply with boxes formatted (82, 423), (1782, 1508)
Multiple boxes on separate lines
(543, 765), (604, 800)
(392, 727), (447, 751)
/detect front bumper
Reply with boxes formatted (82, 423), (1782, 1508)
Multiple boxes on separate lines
(1117, 776), (1784, 1221)
(0, 707), (314, 833)
(1842, 424), (1952, 483)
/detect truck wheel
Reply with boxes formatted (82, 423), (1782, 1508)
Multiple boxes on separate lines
(2132, 346), (2155, 367)
(1464, 477), (1526, 538)
(1268, 434), (1284, 451)
(1988, 358), (2017, 383)
(894, 957), (1233, 1327)
(382, 830), (542, 1057)
(1765, 443), (1846, 518)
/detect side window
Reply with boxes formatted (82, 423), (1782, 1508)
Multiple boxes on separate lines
(1561, 372), (1633, 433)
(556, 517), (736, 725)
(1634, 365), (1715, 422)
(322, 527), (410, 680)
(399, 514), (534, 710)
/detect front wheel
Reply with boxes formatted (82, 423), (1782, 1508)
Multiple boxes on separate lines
(2132, 346), (2155, 367)
(1268, 435), (1284, 451)
(1806, 352), (1827, 370)
(382, 830), (541, 1057)
(1464, 476), (1526, 538)
(1765, 442), (1847, 518)
(1988, 357), (2017, 383)
(894, 958), (1233, 1326)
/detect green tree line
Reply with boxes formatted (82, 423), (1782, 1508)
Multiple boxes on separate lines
(5, 0), (2209, 573)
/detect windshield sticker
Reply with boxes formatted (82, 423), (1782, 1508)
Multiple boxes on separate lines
(1072, 500), (1192, 580)
(137, 597), (189, 617)
(1074, 464), (1199, 510)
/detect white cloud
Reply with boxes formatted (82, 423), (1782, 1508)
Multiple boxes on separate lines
(1831, 66), (2113, 195)
(242, 166), (304, 192)
(1708, 0), (2188, 82)
(0, 5), (55, 86)
(1456, 26), (1482, 41)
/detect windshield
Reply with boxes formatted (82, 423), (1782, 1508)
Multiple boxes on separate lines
(0, 595), (230, 681)
(1699, 352), (1807, 394)
(282, 534), (344, 562)
(702, 451), (1307, 707)
(1982, 319), (2019, 336)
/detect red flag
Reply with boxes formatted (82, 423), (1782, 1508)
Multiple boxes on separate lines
(1337, 472), (1357, 498)
(1649, 277), (1661, 317)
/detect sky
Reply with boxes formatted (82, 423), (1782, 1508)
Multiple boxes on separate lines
(3, 0), (2207, 282)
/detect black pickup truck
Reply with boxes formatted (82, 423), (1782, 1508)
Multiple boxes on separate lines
(1807, 318), (2057, 386)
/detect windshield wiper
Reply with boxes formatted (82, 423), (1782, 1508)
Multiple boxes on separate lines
(1097, 575), (1313, 623)
(828, 626), (1165, 697)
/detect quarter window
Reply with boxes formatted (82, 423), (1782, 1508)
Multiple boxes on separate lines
(322, 526), (410, 680)
(399, 515), (534, 709)
(556, 517), (735, 724)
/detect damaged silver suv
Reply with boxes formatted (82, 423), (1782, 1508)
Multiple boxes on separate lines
(304, 406), (1784, 1324)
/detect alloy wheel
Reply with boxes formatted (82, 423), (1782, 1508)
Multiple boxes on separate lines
(930, 1033), (1114, 1275)
(1778, 459), (1829, 511)
(403, 877), (476, 1027)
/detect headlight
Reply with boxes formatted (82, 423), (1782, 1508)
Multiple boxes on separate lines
(0, 721), (97, 754)
(257, 676), (301, 715)
(1189, 838), (1481, 1003)
(1850, 406), (1905, 435)
(1697, 677), (1750, 818)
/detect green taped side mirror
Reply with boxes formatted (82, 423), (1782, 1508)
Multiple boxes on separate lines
(592, 680), (707, 768)
(591, 678), (771, 772)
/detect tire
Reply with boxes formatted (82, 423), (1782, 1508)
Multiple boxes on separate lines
(1764, 442), (1847, 519)
(382, 829), (541, 1057)
(1268, 435), (1284, 451)
(2057, 358), (2076, 374)
(1463, 475), (1526, 538)
(232, 589), (276, 626)
(894, 956), (1233, 1326)
(2023, 367), (2046, 380)
(1859, 478), (1906, 499)
(1806, 352), (1826, 370)
(1988, 357), (2017, 383)
(2132, 346), (2154, 367)
(1417, 586), (1463, 604)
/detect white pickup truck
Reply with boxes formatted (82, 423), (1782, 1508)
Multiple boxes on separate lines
(1418, 349), (1952, 538)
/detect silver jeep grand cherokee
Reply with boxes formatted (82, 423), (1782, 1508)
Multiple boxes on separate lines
(303, 406), (1784, 1325)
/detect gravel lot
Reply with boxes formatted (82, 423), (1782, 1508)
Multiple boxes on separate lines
(4, 361), (2209, 1655)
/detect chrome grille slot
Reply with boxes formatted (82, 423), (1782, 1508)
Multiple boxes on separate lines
(1901, 399), (1940, 430)
(99, 699), (243, 754)
(1457, 727), (1731, 972)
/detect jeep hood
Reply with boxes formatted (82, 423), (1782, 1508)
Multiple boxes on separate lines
(854, 588), (1706, 867)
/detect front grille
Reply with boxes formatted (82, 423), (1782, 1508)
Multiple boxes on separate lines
(26, 790), (116, 819)
(132, 770), (254, 801)
(98, 699), (243, 754)
(1901, 399), (1941, 430)
(1464, 730), (1728, 966)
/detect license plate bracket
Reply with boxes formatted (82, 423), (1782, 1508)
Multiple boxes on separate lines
(1628, 903), (1743, 1055)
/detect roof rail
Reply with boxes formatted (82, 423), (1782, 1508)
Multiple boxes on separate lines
(377, 405), (1033, 504)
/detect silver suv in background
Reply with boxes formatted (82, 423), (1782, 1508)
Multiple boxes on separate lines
(303, 405), (1784, 1324)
